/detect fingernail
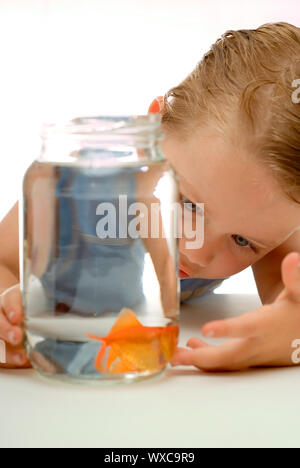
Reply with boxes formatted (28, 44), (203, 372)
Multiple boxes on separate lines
(8, 330), (19, 345)
(204, 329), (215, 338)
(8, 311), (16, 322)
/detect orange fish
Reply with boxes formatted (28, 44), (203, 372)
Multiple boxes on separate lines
(87, 308), (179, 375)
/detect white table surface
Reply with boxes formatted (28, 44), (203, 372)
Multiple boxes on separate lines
(1, 292), (300, 449)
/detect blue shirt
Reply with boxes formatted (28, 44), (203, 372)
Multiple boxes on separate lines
(180, 277), (226, 302)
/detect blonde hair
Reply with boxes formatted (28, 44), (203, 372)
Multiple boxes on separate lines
(162, 22), (300, 204)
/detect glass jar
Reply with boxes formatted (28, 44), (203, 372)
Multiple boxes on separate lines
(20, 115), (180, 384)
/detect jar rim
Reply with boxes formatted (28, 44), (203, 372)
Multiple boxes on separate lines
(41, 114), (163, 139)
(39, 114), (165, 163)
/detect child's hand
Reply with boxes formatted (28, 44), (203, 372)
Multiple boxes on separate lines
(171, 252), (300, 372)
(0, 285), (31, 369)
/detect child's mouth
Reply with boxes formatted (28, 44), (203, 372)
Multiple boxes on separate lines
(179, 266), (190, 279)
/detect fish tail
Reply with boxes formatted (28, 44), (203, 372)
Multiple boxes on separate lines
(95, 340), (107, 372)
(87, 334), (108, 372)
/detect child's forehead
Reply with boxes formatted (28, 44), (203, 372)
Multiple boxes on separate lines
(178, 135), (277, 195)
(165, 129), (299, 217)
(176, 145), (300, 242)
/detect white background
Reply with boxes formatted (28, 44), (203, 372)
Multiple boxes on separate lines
(0, 0), (298, 294)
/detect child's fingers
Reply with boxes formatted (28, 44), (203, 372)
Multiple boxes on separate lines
(1, 284), (23, 325)
(171, 339), (254, 371)
(0, 343), (30, 368)
(170, 347), (194, 366)
(171, 345), (224, 370)
(0, 308), (23, 346)
(186, 337), (210, 349)
(201, 306), (271, 339)
(281, 252), (300, 303)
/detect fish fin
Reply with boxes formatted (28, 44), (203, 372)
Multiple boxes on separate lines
(106, 345), (120, 369)
(108, 345), (138, 374)
(106, 343), (138, 374)
(111, 341), (159, 372)
(109, 357), (137, 375)
(109, 308), (143, 335)
(86, 333), (104, 342)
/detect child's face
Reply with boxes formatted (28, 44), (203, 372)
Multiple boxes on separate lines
(161, 127), (300, 279)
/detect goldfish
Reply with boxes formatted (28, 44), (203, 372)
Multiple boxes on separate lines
(87, 308), (179, 375)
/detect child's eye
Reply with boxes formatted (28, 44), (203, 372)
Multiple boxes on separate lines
(181, 195), (198, 213)
(232, 234), (257, 253)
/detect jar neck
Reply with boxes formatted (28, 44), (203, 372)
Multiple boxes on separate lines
(39, 115), (166, 165)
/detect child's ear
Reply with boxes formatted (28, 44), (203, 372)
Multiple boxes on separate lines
(148, 96), (164, 114)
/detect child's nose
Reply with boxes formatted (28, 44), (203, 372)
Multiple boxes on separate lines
(180, 242), (215, 269)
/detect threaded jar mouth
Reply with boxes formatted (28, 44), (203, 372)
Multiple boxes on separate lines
(39, 114), (166, 165)
(42, 114), (164, 143)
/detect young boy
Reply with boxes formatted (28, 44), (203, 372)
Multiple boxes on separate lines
(0, 22), (300, 371)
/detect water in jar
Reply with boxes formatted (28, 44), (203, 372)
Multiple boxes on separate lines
(21, 157), (179, 383)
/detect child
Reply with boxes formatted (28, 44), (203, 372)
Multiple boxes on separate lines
(0, 22), (300, 371)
